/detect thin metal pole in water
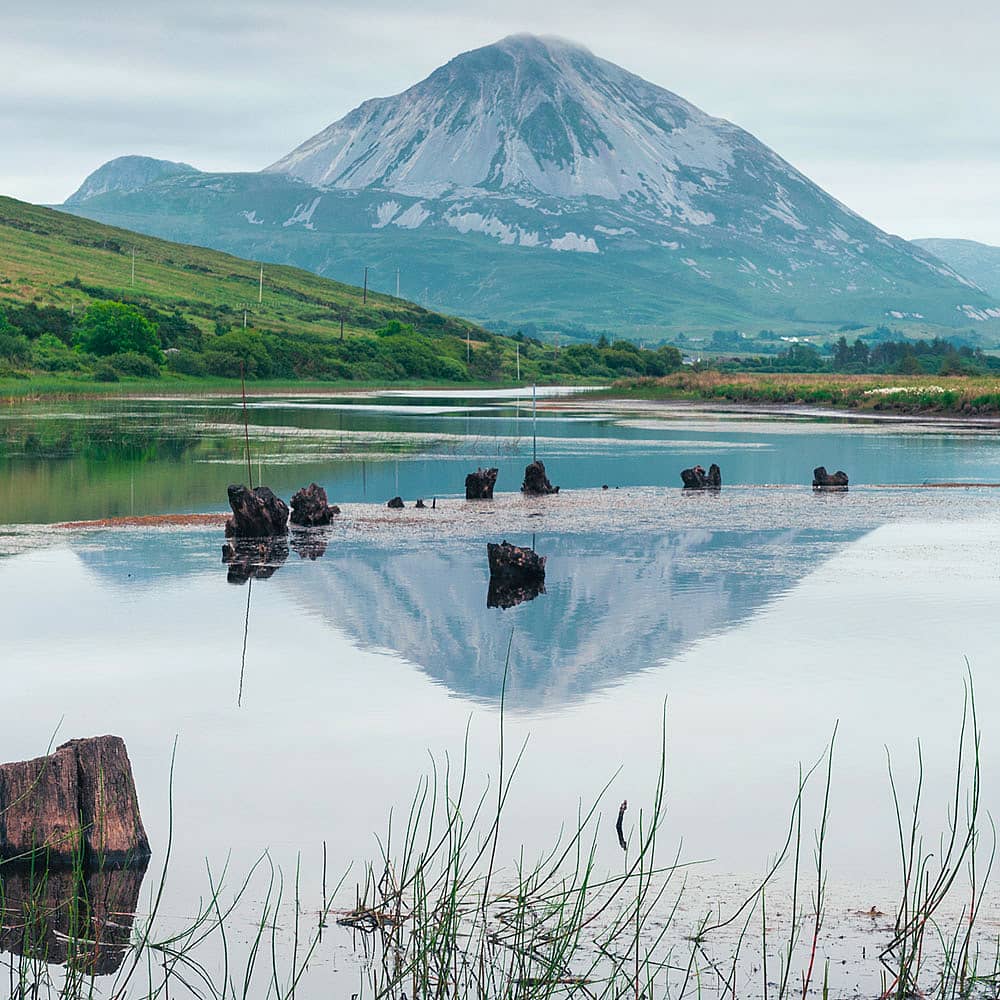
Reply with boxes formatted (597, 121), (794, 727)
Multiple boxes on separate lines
(238, 578), (252, 707)
(241, 362), (253, 488)
(532, 383), (537, 462)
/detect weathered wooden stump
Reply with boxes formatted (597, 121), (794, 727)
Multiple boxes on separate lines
(812, 466), (849, 490)
(225, 484), (289, 537)
(223, 536), (289, 582)
(521, 460), (559, 495)
(289, 483), (339, 526)
(681, 463), (722, 490)
(466, 467), (499, 499)
(387, 496), (405, 509)
(0, 736), (150, 865)
(487, 540), (547, 609)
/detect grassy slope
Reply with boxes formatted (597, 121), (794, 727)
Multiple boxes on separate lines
(0, 195), (486, 350)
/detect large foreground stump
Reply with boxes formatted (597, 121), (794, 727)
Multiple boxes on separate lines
(812, 467), (849, 490)
(680, 464), (722, 490)
(521, 460), (559, 495)
(290, 483), (339, 526)
(0, 736), (150, 864)
(225, 484), (289, 537)
(466, 467), (499, 500)
(487, 541), (547, 609)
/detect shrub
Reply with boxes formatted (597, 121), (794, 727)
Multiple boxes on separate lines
(74, 301), (164, 361)
(93, 361), (119, 382)
(110, 351), (162, 378)
(166, 349), (207, 376)
(436, 357), (469, 382)
(32, 333), (86, 372)
(0, 331), (31, 364)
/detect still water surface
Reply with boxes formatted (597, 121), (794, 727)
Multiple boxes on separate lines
(2, 390), (1000, 993)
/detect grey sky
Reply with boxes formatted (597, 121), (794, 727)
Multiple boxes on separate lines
(3, 0), (998, 242)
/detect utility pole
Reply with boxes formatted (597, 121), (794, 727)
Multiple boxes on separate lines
(516, 343), (520, 381)
(340, 314), (345, 341)
(395, 267), (400, 299)
(363, 266), (369, 304)
(258, 264), (263, 305)
(130, 247), (135, 288)
(466, 327), (471, 364)
(243, 308), (248, 329)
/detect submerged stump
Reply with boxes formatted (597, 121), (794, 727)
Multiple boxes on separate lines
(466, 467), (499, 500)
(521, 460), (559, 495)
(812, 466), (849, 490)
(680, 464), (722, 490)
(487, 540), (547, 609)
(225, 484), (289, 537)
(289, 483), (339, 527)
(0, 736), (150, 865)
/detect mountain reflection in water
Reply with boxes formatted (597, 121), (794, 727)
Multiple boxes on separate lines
(275, 527), (864, 708)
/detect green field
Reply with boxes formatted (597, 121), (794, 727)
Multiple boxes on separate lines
(0, 196), (683, 392)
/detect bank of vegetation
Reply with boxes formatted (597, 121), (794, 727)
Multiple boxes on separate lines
(0, 197), (681, 395)
(611, 371), (1000, 415)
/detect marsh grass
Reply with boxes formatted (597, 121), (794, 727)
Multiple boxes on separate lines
(611, 372), (1000, 415)
(0, 671), (995, 998)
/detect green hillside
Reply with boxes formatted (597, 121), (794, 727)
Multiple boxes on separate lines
(0, 196), (683, 391)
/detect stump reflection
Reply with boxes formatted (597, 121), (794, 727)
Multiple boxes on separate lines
(0, 859), (148, 975)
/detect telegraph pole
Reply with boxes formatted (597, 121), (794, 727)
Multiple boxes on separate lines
(258, 264), (263, 304)
(395, 267), (400, 299)
(130, 247), (135, 288)
(516, 343), (520, 381)
(363, 266), (369, 304)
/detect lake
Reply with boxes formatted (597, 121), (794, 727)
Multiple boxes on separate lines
(2, 389), (1000, 997)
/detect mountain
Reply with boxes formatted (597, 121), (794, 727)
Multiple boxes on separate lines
(65, 156), (198, 205)
(914, 238), (1000, 302)
(62, 35), (1000, 339)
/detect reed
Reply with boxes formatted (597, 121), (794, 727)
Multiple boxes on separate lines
(0, 670), (994, 998)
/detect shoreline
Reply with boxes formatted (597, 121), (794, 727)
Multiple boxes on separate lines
(7, 375), (1000, 422)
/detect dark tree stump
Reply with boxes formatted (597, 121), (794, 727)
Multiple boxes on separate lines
(225, 484), (289, 537)
(487, 540), (547, 609)
(289, 483), (339, 526)
(812, 466), (849, 489)
(387, 496), (405, 509)
(681, 464), (722, 489)
(466, 467), (499, 499)
(0, 736), (150, 865)
(521, 460), (559, 495)
(415, 498), (427, 509)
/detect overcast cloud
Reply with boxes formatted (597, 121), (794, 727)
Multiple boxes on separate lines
(3, 0), (998, 242)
